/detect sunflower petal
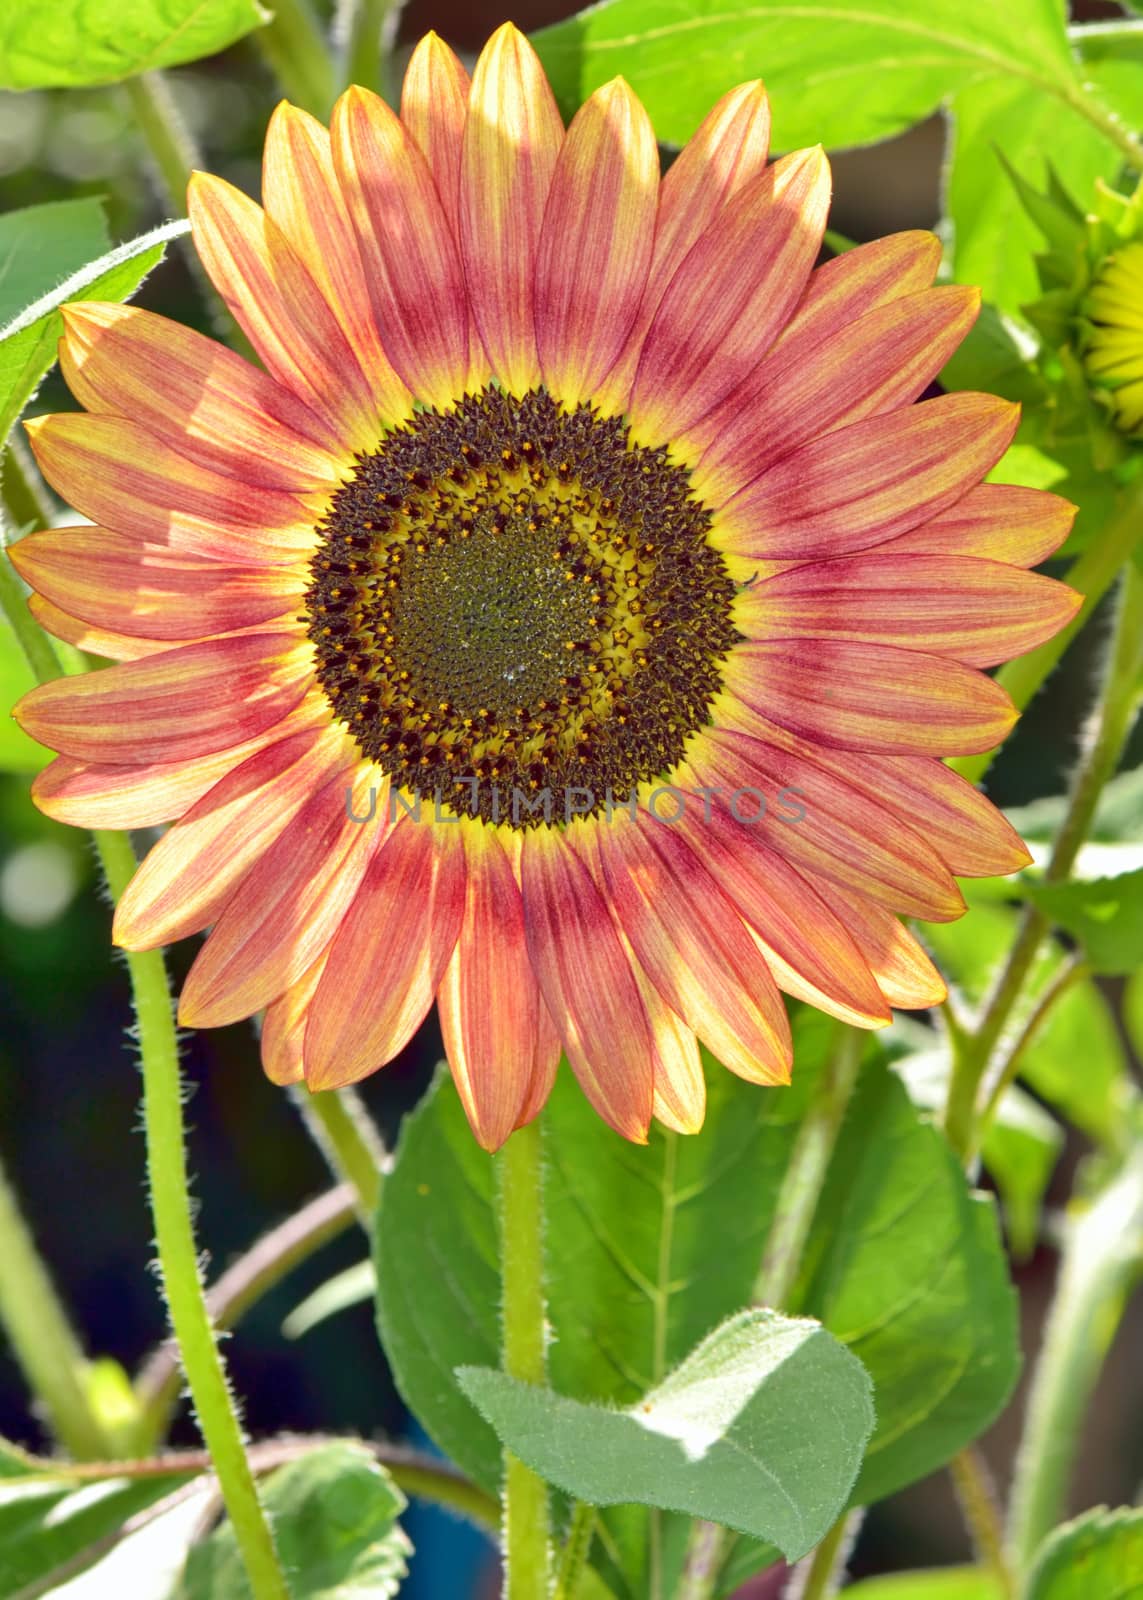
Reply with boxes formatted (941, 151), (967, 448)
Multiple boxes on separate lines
(14, 632), (312, 763)
(723, 639), (1018, 756)
(401, 32), (471, 232)
(261, 953), (329, 1085)
(826, 882), (948, 1009)
(595, 81), (771, 416)
(629, 146), (831, 448)
(305, 821), (466, 1090)
(28, 594), (170, 660)
(592, 817), (791, 1085)
(521, 828), (654, 1142)
(114, 725), (350, 949)
(687, 286), (981, 506)
(332, 85), (475, 409)
(9, 527), (307, 641)
(535, 78), (657, 406)
(262, 101), (412, 426)
(188, 172), (381, 446)
(460, 22), (562, 395)
(737, 552), (1081, 667)
(877, 483), (1078, 567)
(178, 764), (381, 1027)
(25, 413), (316, 563)
(715, 394), (1019, 561)
(438, 828), (557, 1149)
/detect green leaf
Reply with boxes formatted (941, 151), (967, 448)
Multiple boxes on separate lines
(0, 614), (51, 772)
(0, 216), (187, 452)
(1024, 1505), (1143, 1600)
(944, 75), (1123, 316)
(532, 0), (1078, 149)
(0, 199), (109, 327)
(1024, 869), (1143, 975)
(375, 1028), (1019, 1586)
(283, 1259), (376, 1340)
(458, 1309), (873, 1563)
(0, 1451), (186, 1595)
(940, 304), (1046, 405)
(177, 1443), (411, 1600)
(1007, 768), (1143, 848)
(0, 0), (269, 89)
(841, 1567), (1003, 1599)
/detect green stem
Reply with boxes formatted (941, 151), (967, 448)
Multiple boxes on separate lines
(497, 1118), (551, 1600)
(676, 1027), (864, 1600)
(951, 475), (1143, 788)
(338, 0), (400, 100)
(134, 1184), (357, 1446)
(1, 437), (54, 531)
(949, 1448), (1014, 1600)
(255, 0), (337, 117)
(97, 832), (291, 1600)
(0, 549), (63, 683)
(553, 1502), (596, 1600)
(944, 558), (1143, 1161)
(790, 1510), (858, 1600)
(977, 954), (1090, 1140)
(0, 1150), (114, 1460)
(289, 1084), (388, 1221)
(1007, 1148), (1143, 1573)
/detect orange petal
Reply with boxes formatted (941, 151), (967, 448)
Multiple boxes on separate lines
(686, 286), (981, 507)
(332, 85), (475, 409)
(59, 302), (345, 488)
(766, 230), (941, 364)
(715, 394), (1019, 561)
(459, 23), (562, 394)
(642, 983), (706, 1136)
(826, 882), (948, 1009)
(304, 820), (466, 1090)
(520, 827), (654, 1142)
(25, 413), (317, 564)
(262, 101), (413, 428)
(671, 783), (890, 1028)
(28, 593), (171, 660)
(178, 763), (381, 1027)
(592, 817), (791, 1086)
(723, 639), (1018, 757)
(438, 827), (558, 1150)
(876, 483), (1077, 567)
(188, 172), (382, 448)
(595, 81), (771, 416)
(535, 78), (657, 406)
(113, 724), (350, 949)
(689, 727), (965, 920)
(401, 33), (471, 233)
(713, 706), (1031, 879)
(261, 952), (329, 1086)
(629, 147), (831, 449)
(10, 527), (307, 641)
(737, 552), (1081, 667)
(29, 691), (330, 828)
(14, 632), (312, 763)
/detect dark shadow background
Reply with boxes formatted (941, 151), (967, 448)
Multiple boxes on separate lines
(1, 1), (1141, 1594)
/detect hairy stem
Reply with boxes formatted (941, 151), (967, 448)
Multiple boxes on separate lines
(338, 0), (402, 100)
(497, 1118), (551, 1600)
(134, 1184), (357, 1445)
(553, 1501), (596, 1600)
(1007, 1148), (1143, 1571)
(0, 1149), (114, 1459)
(949, 1448), (1014, 1599)
(787, 1511), (861, 1600)
(288, 1084), (389, 1221)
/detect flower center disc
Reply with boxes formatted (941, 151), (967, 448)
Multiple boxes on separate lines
(306, 389), (738, 826)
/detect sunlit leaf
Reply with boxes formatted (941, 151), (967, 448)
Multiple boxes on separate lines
(1024, 1505), (1143, 1600)
(840, 1567), (1003, 1599)
(1025, 869), (1143, 975)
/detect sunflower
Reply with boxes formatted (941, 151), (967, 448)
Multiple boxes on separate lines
(11, 24), (1079, 1148)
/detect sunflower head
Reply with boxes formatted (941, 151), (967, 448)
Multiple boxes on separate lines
(9, 24), (1081, 1148)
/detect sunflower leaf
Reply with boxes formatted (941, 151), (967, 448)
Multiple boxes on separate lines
(176, 1443), (411, 1600)
(1024, 868), (1143, 975)
(1024, 1505), (1143, 1600)
(532, 0), (1078, 150)
(838, 1567), (1003, 1599)
(457, 1308), (873, 1563)
(0, 0), (269, 89)
(374, 1022), (1018, 1599)
(0, 213), (187, 455)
